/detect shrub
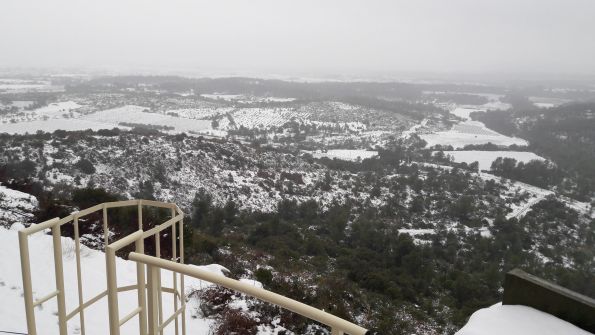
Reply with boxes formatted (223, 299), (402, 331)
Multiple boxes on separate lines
(75, 158), (96, 174)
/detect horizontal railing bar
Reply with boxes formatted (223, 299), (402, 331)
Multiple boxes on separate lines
(129, 253), (368, 335)
(104, 199), (141, 208)
(107, 230), (143, 251)
(33, 290), (59, 307)
(158, 305), (184, 331)
(52, 201), (180, 227)
(75, 204), (104, 218)
(57, 214), (75, 226)
(119, 306), (142, 326)
(21, 218), (59, 235)
(141, 215), (182, 239)
(161, 287), (183, 300)
(65, 285), (142, 320)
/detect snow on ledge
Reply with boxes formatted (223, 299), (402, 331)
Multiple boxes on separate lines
(456, 303), (594, 335)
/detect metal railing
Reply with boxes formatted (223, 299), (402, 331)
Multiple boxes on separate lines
(18, 200), (369, 335)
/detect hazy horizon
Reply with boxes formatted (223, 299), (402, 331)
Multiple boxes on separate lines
(1, 0), (595, 80)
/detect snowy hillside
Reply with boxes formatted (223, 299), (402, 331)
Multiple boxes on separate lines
(0, 185), (37, 227)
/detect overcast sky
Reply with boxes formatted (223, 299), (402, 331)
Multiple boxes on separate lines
(1, 0), (594, 78)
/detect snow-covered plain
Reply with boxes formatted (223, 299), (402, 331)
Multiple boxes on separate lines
(529, 97), (569, 109)
(83, 105), (212, 133)
(421, 120), (528, 149)
(442, 151), (545, 171)
(419, 107), (528, 149)
(456, 303), (593, 335)
(0, 105), (213, 135)
(33, 101), (83, 119)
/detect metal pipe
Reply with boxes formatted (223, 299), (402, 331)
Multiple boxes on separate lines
(18, 231), (36, 335)
(52, 224), (67, 335)
(179, 217), (186, 335)
(147, 264), (160, 335)
(135, 236), (148, 335)
(32, 290), (59, 307)
(103, 204), (109, 248)
(171, 207), (179, 335)
(109, 230), (144, 251)
(119, 307), (142, 326)
(20, 217), (58, 235)
(129, 253), (368, 335)
(106, 246), (120, 335)
(73, 216), (86, 335)
(155, 232), (163, 335)
(141, 215), (182, 240)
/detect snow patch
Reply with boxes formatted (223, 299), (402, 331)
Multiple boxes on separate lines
(456, 303), (593, 335)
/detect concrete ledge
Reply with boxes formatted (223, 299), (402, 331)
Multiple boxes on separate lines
(503, 268), (595, 333)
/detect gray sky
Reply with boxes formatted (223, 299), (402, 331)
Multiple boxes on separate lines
(1, 0), (594, 77)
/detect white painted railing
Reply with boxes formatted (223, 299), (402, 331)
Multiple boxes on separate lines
(18, 200), (369, 335)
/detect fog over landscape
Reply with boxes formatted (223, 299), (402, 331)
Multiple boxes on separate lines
(1, 0), (595, 78)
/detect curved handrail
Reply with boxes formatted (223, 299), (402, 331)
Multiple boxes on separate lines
(130, 252), (369, 335)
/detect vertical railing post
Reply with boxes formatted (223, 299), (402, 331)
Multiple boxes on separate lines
(171, 208), (179, 335)
(155, 231), (164, 335)
(52, 224), (67, 335)
(331, 328), (344, 335)
(147, 264), (160, 335)
(106, 245), (120, 335)
(138, 200), (143, 230)
(73, 215), (86, 335)
(179, 213), (186, 335)
(103, 204), (109, 248)
(18, 231), (36, 335)
(135, 237), (148, 335)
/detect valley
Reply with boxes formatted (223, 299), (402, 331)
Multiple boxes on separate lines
(0, 75), (594, 334)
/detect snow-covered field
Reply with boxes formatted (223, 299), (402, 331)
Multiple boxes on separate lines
(529, 97), (569, 109)
(309, 149), (378, 162)
(83, 105), (212, 133)
(456, 303), (592, 335)
(421, 120), (528, 149)
(33, 101), (83, 119)
(450, 107), (482, 121)
(0, 224), (223, 334)
(442, 151), (545, 171)
(0, 105), (213, 135)
(419, 107), (528, 149)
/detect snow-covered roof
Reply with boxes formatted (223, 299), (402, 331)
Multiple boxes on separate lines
(456, 303), (594, 335)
